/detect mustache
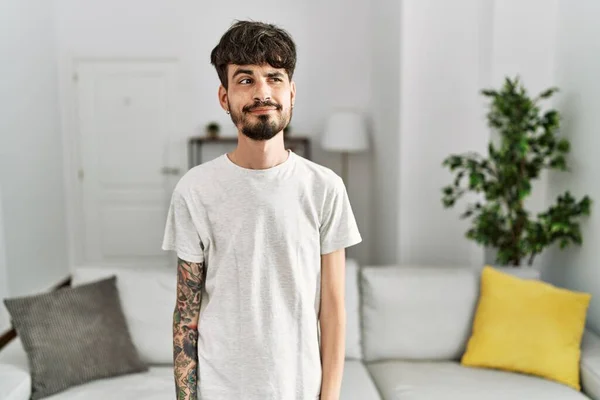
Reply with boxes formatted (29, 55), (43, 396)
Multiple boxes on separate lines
(243, 101), (282, 113)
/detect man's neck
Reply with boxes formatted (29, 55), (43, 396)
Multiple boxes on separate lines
(228, 132), (289, 170)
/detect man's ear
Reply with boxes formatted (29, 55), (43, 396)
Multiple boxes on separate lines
(218, 85), (228, 112)
(290, 80), (296, 107)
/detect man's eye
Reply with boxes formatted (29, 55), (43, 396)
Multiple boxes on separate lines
(239, 78), (252, 84)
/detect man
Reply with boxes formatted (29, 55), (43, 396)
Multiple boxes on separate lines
(162, 20), (362, 400)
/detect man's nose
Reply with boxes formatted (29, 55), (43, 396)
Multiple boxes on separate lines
(253, 79), (272, 102)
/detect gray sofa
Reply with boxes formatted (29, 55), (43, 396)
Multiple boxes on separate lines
(1, 260), (599, 399)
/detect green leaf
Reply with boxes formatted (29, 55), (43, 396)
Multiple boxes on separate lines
(454, 171), (465, 187)
(580, 196), (593, 215)
(538, 87), (559, 99)
(550, 155), (567, 170)
(543, 110), (559, 128)
(469, 173), (482, 189)
(443, 198), (455, 208)
(518, 137), (529, 154)
(556, 139), (570, 153)
(461, 210), (474, 219)
(518, 186), (531, 200)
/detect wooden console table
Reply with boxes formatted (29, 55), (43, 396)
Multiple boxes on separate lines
(187, 136), (311, 168)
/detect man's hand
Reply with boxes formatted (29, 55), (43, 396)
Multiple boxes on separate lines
(319, 248), (346, 400)
(173, 257), (204, 400)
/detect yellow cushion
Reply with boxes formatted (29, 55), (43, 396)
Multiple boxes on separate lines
(461, 265), (591, 390)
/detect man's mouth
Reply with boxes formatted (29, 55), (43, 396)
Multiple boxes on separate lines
(244, 102), (282, 114)
(250, 107), (277, 114)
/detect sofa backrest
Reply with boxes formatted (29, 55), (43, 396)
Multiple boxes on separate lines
(72, 260), (365, 364)
(71, 265), (175, 365)
(360, 265), (479, 362)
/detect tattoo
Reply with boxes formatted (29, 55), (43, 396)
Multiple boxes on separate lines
(173, 257), (204, 400)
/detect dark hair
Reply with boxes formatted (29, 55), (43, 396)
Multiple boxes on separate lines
(210, 20), (297, 89)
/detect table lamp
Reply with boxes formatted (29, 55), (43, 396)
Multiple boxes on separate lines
(321, 110), (369, 186)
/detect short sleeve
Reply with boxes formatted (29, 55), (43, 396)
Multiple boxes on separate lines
(161, 189), (205, 263)
(319, 176), (362, 255)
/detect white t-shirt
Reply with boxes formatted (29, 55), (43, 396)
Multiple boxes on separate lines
(162, 149), (362, 400)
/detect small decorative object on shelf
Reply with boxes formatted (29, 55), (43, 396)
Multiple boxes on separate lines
(205, 122), (220, 139)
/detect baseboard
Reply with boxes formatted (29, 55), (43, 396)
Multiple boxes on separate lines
(0, 276), (72, 351)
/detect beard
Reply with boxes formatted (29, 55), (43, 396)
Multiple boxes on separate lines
(229, 100), (292, 141)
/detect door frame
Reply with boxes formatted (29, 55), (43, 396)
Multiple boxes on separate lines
(59, 54), (180, 271)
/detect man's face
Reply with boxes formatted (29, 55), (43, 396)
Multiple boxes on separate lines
(219, 64), (296, 141)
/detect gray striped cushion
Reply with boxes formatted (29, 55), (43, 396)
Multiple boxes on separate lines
(3, 276), (148, 399)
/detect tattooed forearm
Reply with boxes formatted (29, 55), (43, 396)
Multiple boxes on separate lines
(173, 257), (204, 400)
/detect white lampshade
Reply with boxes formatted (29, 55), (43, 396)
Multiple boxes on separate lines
(321, 110), (369, 152)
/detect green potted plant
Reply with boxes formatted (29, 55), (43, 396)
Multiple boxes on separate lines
(441, 76), (592, 267)
(205, 121), (220, 139)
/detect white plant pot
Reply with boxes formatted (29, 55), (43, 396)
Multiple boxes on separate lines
(483, 247), (541, 280)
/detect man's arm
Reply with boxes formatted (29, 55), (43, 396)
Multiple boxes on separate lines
(319, 248), (346, 400)
(173, 257), (204, 400)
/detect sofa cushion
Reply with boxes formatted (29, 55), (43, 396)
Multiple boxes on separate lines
(366, 360), (589, 400)
(0, 364), (30, 400)
(1, 339), (172, 400)
(0, 338), (378, 400)
(71, 265), (176, 365)
(340, 360), (381, 400)
(361, 265), (479, 362)
(3, 276), (148, 400)
(73, 261), (364, 364)
(41, 367), (171, 400)
(0, 337), (31, 400)
(345, 259), (363, 359)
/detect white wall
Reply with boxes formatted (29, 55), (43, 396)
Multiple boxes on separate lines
(397, 0), (490, 266)
(304, 0), (373, 264)
(368, 0), (401, 265)
(7, 0), (592, 296)
(543, 0), (600, 333)
(54, 0), (374, 265)
(0, 0), (70, 298)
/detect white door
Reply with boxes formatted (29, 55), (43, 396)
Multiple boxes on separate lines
(75, 60), (182, 267)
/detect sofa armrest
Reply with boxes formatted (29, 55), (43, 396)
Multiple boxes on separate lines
(582, 329), (600, 399)
(0, 364), (31, 400)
